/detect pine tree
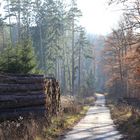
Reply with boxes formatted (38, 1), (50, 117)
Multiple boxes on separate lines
(67, 0), (82, 95)
(0, 38), (36, 74)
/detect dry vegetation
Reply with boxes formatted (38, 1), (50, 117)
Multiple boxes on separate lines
(0, 116), (49, 140)
(0, 96), (93, 140)
(107, 95), (140, 140)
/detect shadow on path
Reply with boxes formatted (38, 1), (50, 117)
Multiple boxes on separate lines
(63, 93), (122, 140)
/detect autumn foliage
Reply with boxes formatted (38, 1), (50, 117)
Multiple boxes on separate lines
(102, 30), (140, 98)
(125, 44), (140, 98)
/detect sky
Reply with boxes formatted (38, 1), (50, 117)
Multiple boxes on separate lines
(77, 0), (123, 35)
(0, 0), (123, 35)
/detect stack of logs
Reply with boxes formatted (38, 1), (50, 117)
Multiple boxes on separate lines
(0, 74), (60, 120)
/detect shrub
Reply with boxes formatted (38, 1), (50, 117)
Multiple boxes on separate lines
(0, 38), (36, 74)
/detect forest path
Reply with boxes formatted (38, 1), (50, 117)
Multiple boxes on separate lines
(63, 93), (122, 140)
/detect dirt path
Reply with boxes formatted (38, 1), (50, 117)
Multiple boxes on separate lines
(63, 93), (122, 140)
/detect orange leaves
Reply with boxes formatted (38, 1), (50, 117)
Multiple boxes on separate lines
(103, 36), (140, 96)
(136, 67), (140, 76)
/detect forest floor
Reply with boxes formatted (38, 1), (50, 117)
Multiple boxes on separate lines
(62, 93), (122, 140)
(107, 95), (140, 140)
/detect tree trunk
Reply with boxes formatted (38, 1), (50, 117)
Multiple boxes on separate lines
(67, 58), (71, 93)
(39, 24), (44, 71)
(78, 47), (81, 92)
(7, 0), (13, 44)
(17, 0), (21, 42)
(72, 18), (75, 96)
(36, 0), (44, 71)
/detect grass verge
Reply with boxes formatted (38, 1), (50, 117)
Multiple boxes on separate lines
(36, 106), (89, 140)
(106, 95), (140, 140)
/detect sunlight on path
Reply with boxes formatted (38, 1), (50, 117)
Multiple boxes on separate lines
(63, 93), (122, 140)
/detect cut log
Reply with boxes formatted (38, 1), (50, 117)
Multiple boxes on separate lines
(0, 78), (44, 84)
(0, 77), (44, 84)
(0, 94), (47, 109)
(0, 83), (45, 93)
(0, 90), (44, 95)
(0, 74), (61, 120)
(0, 74), (44, 77)
(0, 94), (46, 101)
(0, 106), (47, 120)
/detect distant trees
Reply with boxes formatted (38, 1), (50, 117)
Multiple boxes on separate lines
(101, 0), (140, 98)
(0, 0), (95, 96)
(109, 0), (140, 34)
(67, 0), (82, 95)
(125, 43), (140, 98)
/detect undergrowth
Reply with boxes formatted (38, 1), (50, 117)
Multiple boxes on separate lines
(107, 95), (140, 140)
(0, 96), (92, 140)
(44, 106), (89, 140)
